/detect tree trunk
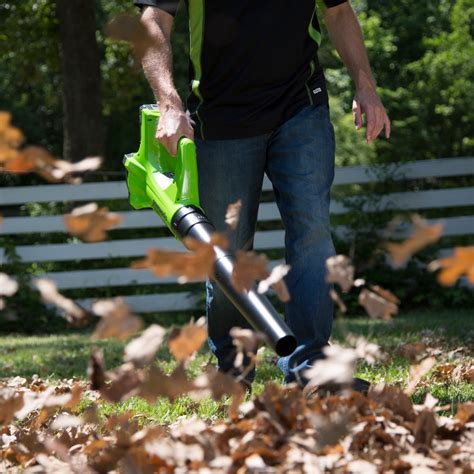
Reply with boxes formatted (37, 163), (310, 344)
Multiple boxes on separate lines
(56, 0), (104, 162)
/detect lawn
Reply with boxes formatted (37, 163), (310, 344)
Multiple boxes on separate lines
(0, 309), (472, 424)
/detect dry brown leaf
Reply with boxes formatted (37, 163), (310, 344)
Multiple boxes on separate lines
(414, 409), (437, 448)
(428, 246), (474, 286)
(105, 13), (155, 66)
(397, 342), (429, 363)
(34, 279), (89, 326)
(0, 273), (18, 297)
(64, 203), (122, 242)
(92, 298), (142, 341)
(358, 288), (399, 322)
(0, 387), (24, 425)
(192, 369), (245, 418)
(139, 364), (195, 403)
(369, 384), (416, 421)
(5, 146), (103, 183)
(230, 327), (266, 369)
(257, 263), (291, 302)
(232, 250), (269, 292)
(132, 234), (228, 283)
(168, 317), (207, 362)
(325, 255), (354, 292)
(124, 324), (166, 367)
(304, 345), (357, 388)
(455, 402), (474, 426)
(348, 335), (384, 364)
(329, 288), (347, 313)
(225, 199), (242, 231)
(405, 357), (436, 396)
(369, 284), (400, 305)
(385, 215), (444, 268)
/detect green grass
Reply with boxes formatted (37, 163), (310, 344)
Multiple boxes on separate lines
(0, 309), (472, 423)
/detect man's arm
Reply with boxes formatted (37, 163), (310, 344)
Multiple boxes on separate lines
(323, 2), (391, 144)
(140, 6), (193, 154)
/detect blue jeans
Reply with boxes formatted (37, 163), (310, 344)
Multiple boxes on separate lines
(196, 104), (336, 386)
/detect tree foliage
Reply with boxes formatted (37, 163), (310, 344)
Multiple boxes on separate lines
(0, 0), (472, 171)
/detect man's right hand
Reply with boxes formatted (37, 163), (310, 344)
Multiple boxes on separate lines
(156, 105), (194, 156)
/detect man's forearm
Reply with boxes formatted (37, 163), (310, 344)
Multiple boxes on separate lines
(323, 2), (390, 143)
(324, 3), (376, 91)
(140, 7), (183, 111)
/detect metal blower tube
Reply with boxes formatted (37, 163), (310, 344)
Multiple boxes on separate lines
(171, 206), (297, 357)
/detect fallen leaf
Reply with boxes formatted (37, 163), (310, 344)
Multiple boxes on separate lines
(64, 203), (122, 242)
(428, 246), (474, 286)
(325, 255), (354, 292)
(34, 279), (89, 326)
(304, 344), (357, 388)
(455, 402), (474, 426)
(405, 357), (436, 396)
(8, 146), (103, 183)
(232, 250), (269, 292)
(348, 335), (384, 364)
(0, 387), (24, 425)
(385, 215), (444, 268)
(397, 342), (429, 363)
(139, 364), (195, 403)
(225, 199), (242, 231)
(230, 327), (266, 369)
(168, 317), (207, 362)
(92, 298), (142, 341)
(369, 384), (416, 421)
(369, 285), (400, 305)
(124, 324), (166, 367)
(257, 264), (291, 302)
(414, 409), (437, 448)
(358, 288), (398, 322)
(0, 273), (18, 296)
(132, 234), (228, 283)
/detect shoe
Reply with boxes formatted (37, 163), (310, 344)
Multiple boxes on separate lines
(303, 377), (370, 399)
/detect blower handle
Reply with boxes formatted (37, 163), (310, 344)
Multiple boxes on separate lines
(174, 137), (200, 206)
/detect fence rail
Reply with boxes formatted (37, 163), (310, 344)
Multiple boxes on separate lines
(1, 156), (473, 313)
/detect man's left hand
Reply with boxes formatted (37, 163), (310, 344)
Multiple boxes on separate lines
(352, 88), (391, 144)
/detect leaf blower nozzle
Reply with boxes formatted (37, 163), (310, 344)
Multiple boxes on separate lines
(123, 105), (297, 357)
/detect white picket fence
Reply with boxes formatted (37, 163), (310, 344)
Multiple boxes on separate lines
(1, 157), (473, 313)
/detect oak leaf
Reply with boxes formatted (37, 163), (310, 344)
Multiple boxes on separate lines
(225, 199), (242, 231)
(405, 357), (436, 396)
(92, 298), (143, 341)
(385, 215), (444, 268)
(325, 255), (354, 292)
(64, 203), (122, 242)
(428, 246), (474, 286)
(358, 288), (399, 322)
(124, 324), (166, 367)
(168, 317), (207, 362)
(35, 279), (89, 326)
(232, 250), (269, 292)
(132, 234), (229, 283)
(304, 344), (357, 388)
(257, 263), (291, 302)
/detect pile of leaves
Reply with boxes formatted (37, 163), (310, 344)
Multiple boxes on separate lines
(0, 314), (473, 473)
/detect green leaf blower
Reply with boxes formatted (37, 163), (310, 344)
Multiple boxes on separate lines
(123, 105), (297, 357)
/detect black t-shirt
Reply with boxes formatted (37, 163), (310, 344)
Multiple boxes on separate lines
(135, 0), (347, 140)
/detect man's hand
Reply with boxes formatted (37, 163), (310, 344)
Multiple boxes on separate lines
(156, 105), (194, 156)
(324, 3), (392, 144)
(352, 88), (391, 144)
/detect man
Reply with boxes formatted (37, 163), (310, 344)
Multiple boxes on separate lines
(135, 0), (390, 392)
